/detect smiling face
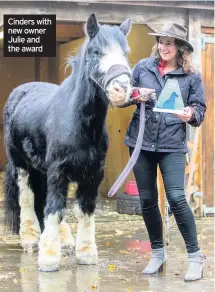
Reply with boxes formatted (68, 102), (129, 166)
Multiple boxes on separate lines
(158, 36), (178, 62)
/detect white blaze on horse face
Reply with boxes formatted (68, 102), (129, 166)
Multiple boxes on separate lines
(17, 169), (41, 251)
(38, 212), (61, 272)
(74, 202), (98, 265)
(99, 45), (129, 73)
(99, 45), (132, 103)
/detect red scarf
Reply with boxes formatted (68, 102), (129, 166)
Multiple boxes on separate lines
(158, 59), (166, 76)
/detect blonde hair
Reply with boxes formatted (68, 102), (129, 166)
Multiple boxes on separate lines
(151, 38), (196, 74)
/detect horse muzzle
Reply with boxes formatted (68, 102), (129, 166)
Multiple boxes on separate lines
(90, 64), (132, 104)
(104, 65), (132, 104)
(106, 76), (132, 105)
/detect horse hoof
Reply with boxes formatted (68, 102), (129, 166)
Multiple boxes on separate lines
(39, 264), (60, 272)
(61, 244), (75, 256)
(61, 235), (75, 253)
(22, 243), (38, 253)
(38, 254), (61, 272)
(38, 249), (61, 272)
(76, 247), (98, 265)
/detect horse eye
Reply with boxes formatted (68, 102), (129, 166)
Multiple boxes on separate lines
(93, 50), (100, 56)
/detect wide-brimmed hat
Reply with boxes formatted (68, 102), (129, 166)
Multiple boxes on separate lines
(148, 21), (193, 52)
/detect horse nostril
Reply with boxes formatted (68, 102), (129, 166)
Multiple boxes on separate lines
(114, 81), (128, 92)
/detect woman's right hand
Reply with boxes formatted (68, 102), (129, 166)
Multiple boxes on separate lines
(108, 86), (156, 107)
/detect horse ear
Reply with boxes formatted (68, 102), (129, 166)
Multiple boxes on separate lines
(86, 14), (99, 39)
(119, 18), (132, 36)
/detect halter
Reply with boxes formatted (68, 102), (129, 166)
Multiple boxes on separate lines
(103, 64), (131, 89)
(90, 64), (131, 92)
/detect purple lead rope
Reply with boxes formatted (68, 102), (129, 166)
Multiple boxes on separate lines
(108, 102), (145, 197)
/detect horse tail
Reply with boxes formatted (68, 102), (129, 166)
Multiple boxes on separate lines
(4, 161), (20, 234)
(3, 89), (28, 235)
(28, 169), (47, 232)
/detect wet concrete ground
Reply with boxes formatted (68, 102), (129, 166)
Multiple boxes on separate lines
(0, 197), (214, 292)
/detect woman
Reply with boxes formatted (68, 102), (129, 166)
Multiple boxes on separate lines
(109, 21), (206, 282)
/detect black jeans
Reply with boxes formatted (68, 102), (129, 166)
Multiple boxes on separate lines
(129, 148), (199, 253)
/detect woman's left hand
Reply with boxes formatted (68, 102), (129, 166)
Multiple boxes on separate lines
(137, 88), (156, 102)
(174, 107), (193, 122)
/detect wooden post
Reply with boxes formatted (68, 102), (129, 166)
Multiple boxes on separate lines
(186, 127), (200, 203)
(194, 127), (203, 217)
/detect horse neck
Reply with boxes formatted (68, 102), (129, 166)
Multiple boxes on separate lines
(67, 70), (109, 135)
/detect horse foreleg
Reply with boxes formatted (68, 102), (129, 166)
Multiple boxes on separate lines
(38, 168), (68, 272)
(38, 212), (61, 272)
(60, 220), (75, 251)
(18, 169), (41, 252)
(74, 203), (97, 265)
(74, 183), (98, 265)
(60, 183), (77, 250)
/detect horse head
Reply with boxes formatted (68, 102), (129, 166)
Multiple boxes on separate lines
(85, 14), (132, 105)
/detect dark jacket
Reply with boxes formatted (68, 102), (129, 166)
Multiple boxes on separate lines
(122, 56), (206, 153)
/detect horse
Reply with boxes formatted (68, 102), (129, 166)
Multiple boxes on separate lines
(3, 14), (133, 272)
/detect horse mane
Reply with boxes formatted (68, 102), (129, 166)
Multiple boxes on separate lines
(59, 37), (98, 111)
(64, 39), (88, 84)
